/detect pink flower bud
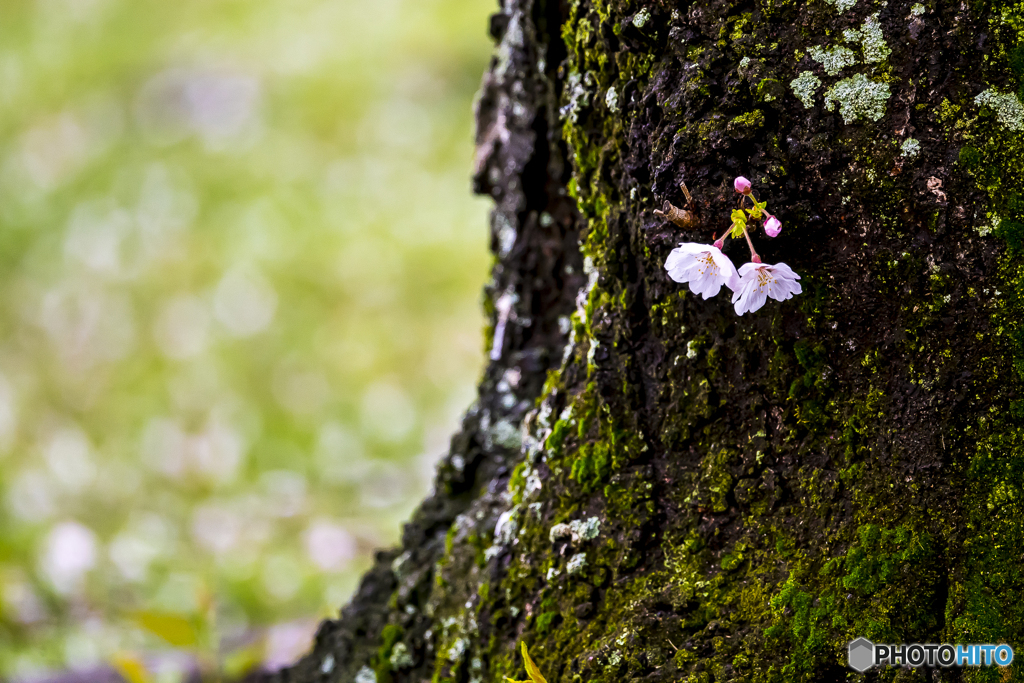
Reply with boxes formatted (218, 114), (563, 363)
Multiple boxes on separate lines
(733, 176), (752, 194)
(764, 215), (782, 237)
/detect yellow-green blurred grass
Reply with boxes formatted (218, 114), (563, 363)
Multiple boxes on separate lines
(0, 0), (492, 676)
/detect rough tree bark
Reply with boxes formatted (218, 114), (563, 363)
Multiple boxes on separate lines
(267, 0), (1024, 681)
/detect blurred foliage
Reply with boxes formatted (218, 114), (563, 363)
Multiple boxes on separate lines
(0, 0), (492, 677)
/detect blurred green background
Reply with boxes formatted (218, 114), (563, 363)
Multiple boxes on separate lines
(0, 0), (493, 677)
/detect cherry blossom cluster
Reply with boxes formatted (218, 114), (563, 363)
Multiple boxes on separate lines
(663, 177), (801, 316)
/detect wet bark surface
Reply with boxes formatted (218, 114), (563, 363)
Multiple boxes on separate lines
(267, 0), (1024, 682)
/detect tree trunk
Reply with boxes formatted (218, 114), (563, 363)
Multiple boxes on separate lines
(266, 0), (1024, 681)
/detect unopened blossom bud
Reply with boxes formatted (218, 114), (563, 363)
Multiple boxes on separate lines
(764, 215), (782, 237)
(733, 176), (752, 194)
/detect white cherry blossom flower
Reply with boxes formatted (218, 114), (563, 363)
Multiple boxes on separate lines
(731, 262), (802, 315)
(664, 242), (739, 299)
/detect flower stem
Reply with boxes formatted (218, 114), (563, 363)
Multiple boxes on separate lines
(741, 224), (760, 263)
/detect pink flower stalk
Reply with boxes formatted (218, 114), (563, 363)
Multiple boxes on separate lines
(731, 262), (802, 315)
(734, 176), (752, 194)
(664, 242), (740, 299)
(764, 215), (782, 237)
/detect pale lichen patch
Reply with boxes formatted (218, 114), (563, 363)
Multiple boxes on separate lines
(900, 138), (921, 157)
(605, 87), (619, 113)
(568, 516), (601, 542)
(560, 70), (591, 124)
(495, 212), (517, 257)
(550, 517), (600, 546)
(355, 666), (377, 683)
(828, 0), (858, 13)
(390, 643), (415, 669)
(974, 88), (1024, 131)
(911, 3), (926, 14)
(494, 507), (520, 545)
(790, 71), (822, 109)
(856, 14), (891, 63)
(978, 215), (1001, 237)
(842, 14), (891, 63)
(809, 45), (858, 76)
(489, 419), (521, 449)
(549, 522), (572, 543)
(632, 8), (650, 28)
(448, 638), (469, 663)
(823, 74), (891, 124)
(494, 13), (524, 79)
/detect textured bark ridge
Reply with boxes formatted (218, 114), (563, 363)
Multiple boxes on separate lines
(270, 0), (1024, 681)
